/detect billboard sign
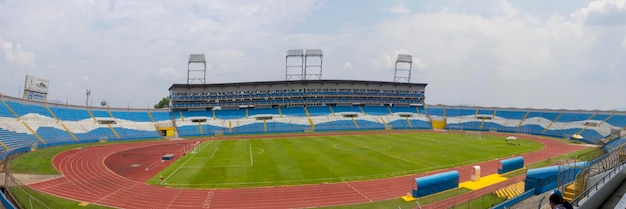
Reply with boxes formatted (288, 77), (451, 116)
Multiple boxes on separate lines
(26, 91), (46, 101)
(24, 75), (49, 93)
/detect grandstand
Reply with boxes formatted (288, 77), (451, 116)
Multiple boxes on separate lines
(1, 92), (625, 149)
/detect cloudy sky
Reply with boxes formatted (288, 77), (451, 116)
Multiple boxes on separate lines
(1, 0), (625, 110)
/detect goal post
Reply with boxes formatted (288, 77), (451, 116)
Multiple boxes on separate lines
(465, 131), (482, 139)
(191, 141), (201, 154)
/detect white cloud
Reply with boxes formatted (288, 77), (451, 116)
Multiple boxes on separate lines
(370, 53), (394, 69)
(384, 5), (410, 14)
(342, 62), (353, 69)
(370, 4), (602, 109)
(497, 0), (519, 17)
(155, 67), (184, 80)
(0, 37), (35, 66)
(571, 0), (626, 25)
(622, 36), (626, 48)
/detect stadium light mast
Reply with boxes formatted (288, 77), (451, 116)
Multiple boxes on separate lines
(187, 54), (206, 84)
(85, 89), (90, 106)
(394, 54), (413, 83)
(305, 49), (323, 80)
(285, 49), (304, 80)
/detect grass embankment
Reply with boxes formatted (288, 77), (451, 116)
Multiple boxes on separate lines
(8, 144), (90, 174)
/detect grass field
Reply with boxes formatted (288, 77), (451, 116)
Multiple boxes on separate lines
(147, 132), (543, 188)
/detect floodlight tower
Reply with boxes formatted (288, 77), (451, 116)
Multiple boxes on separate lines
(285, 49), (304, 80)
(304, 49), (323, 80)
(394, 54), (413, 82)
(85, 89), (90, 106)
(187, 54), (206, 84)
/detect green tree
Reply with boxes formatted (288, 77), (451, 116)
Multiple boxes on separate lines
(154, 97), (170, 109)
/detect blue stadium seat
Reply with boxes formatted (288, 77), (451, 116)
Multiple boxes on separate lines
(215, 109), (246, 119)
(332, 106), (361, 114)
(427, 108), (444, 117)
(151, 111), (171, 121)
(362, 106), (390, 115)
(482, 122), (516, 133)
(526, 112), (560, 121)
(5, 101), (54, 118)
(182, 110), (211, 118)
(91, 110), (111, 118)
(177, 125), (202, 137)
(495, 110), (527, 120)
(590, 114), (611, 121)
(49, 107), (92, 121)
(557, 113), (592, 122)
(266, 122), (307, 133)
(390, 106), (418, 114)
(477, 109), (494, 115)
(281, 106), (307, 116)
(305, 106), (329, 116)
(605, 115), (626, 127)
(315, 120), (357, 131)
(248, 108), (279, 117)
(0, 102), (15, 118)
(355, 120), (384, 130)
(36, 127), (74, 144)
(387, 119), (411, 129)
(112, 111), (152, 122)
(446, 109), (475, 117)
(0, 128), (40, 150)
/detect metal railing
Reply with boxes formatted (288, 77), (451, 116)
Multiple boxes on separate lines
(0, 147), (60, 209)
(571, 161), (626, 206)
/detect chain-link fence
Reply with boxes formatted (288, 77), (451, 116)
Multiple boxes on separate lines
(3, 172), (60, 209)
(0, 149), (60, 209)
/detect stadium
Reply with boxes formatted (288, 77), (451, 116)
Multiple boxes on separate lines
(0, 52), (624, 209)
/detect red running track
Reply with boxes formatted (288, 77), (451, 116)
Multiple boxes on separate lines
(28, 132), (586, 209)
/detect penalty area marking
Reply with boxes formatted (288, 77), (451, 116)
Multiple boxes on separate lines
(161, 141), (214, 184)
(252, 147), (264, 155)
(175, 142), (255, 169)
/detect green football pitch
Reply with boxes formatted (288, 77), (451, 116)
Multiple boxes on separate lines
(147, 132), (543, 188)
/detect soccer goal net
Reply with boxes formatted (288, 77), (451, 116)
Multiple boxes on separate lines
(465, 131), (482, 139)
(447, 124), (464, 131)
(190, 141), (201, 154)
(214, 130), (225, 136)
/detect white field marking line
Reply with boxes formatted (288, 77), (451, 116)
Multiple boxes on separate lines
(339, 138), (429, 167)
(164, 165), (439, 187)
(94, 182), (137, 203)
(144, 159), (164, 171)
(162, 141), (215, 183)
(182, 142), (254, 168)
(181, 165), (252, 168)
(332, 143), (391, 151)
(248, 142), (253, 166)
(252, 148), (265, 155)
(166, 189), (184, 209)
(344, 182), (372, 202)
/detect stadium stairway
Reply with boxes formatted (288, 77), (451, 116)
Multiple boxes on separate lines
(379, 117), (391, 130)
(494, 182), (525, 199)
(351, 117), (360, 129)
(308, 118), (315, 131)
